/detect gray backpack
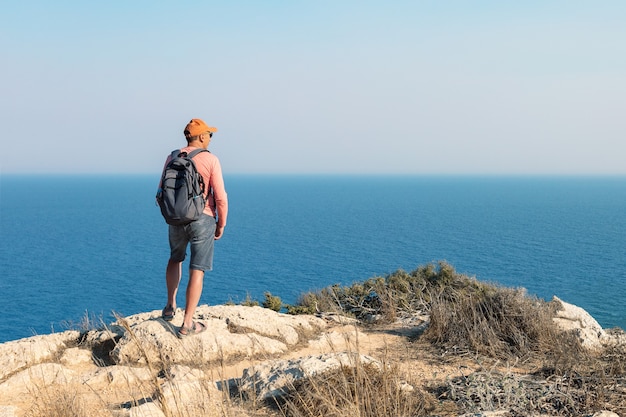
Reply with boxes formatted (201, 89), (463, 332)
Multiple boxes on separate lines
(156, 148), (209, 225)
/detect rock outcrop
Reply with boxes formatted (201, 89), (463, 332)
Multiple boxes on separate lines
(0, 331), (81, 381)
(551, 296), (615, 350)
(110, 305), (326, 366)
(238, 351), (381, 400)
(0, 302), (623, 417)
(0, 305), (343, 417)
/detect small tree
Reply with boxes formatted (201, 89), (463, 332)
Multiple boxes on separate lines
(262, 292), (282, 312)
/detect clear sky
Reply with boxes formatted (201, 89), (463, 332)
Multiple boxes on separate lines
(1, 1), (625, 175)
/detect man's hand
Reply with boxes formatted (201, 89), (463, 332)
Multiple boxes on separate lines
(215, 225), (225, 240)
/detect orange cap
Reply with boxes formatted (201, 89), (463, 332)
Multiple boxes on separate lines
(184, 118), (218, 137)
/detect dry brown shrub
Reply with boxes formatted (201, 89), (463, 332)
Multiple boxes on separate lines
(26, 383), (112, 417)
(422, 278), (626, 416)
(424, 282), (579, 361)
(277, 362), (434, 417)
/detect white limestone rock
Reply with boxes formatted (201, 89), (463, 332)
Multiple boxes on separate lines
(128, 401), (165, 417)
(0, 331), (80, 380)
(80, 365), (154, 388)
(160, 365), (221, 413)
(60, 346), (94, 367)
(0, 363), (75, 396)
(239, 352), (380, 400)
(111, 316), (288, 366)
(552, 296), (609, 350)
(0, 406), (17, 417)
(202, 304), (327, 345)
(111, 305), (326, 366)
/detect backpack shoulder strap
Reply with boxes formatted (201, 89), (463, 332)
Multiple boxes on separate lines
(187, 148), (210, 159)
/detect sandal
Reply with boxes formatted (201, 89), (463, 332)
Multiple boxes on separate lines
(161, 305), (175, 322)
(177, 321), (207, 339)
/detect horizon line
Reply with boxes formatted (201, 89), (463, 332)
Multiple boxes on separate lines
(3, 172), (626, 178)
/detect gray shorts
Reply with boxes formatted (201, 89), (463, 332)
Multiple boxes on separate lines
(168, 214), (216, 271)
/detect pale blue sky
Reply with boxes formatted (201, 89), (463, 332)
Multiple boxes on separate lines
(1, 1), (625, 175)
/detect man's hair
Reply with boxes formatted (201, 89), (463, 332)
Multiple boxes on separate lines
(185, 132), (202, 143)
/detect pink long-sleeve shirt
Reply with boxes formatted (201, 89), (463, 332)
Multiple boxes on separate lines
(162, 146), (228, 227)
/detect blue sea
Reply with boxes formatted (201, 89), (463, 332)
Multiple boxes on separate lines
(1, 175), (625, 344)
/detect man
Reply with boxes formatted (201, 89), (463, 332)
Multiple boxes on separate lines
(160, 118), (228, 338)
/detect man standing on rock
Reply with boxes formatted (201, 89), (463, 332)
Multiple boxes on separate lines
(159, 118), (228, 338)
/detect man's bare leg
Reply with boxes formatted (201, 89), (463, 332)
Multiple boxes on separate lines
(181, 269), (204, 330)
(165, 259), (182, 310)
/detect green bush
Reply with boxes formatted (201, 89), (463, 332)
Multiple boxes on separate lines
(240, 293), (259, 307)
(262, 292), (282, 312)
(285, 292), (319, 315)
(289, 261), (461, 323)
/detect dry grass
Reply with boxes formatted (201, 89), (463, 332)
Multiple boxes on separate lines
(277, 362), (434, 417)
(425, 284), (570, 360)
(26, 383), (112, 417)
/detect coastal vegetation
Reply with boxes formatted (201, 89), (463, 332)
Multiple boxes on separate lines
(18, 262), (626, 417)
(287, 262), (573, 359)
(278, 262), (626, 416)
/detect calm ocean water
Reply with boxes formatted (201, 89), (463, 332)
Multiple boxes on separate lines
(1, 175), (625, 343)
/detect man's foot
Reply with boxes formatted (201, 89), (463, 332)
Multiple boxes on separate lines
(161, 305), (175, 322)
(177, 321), (207, 339)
